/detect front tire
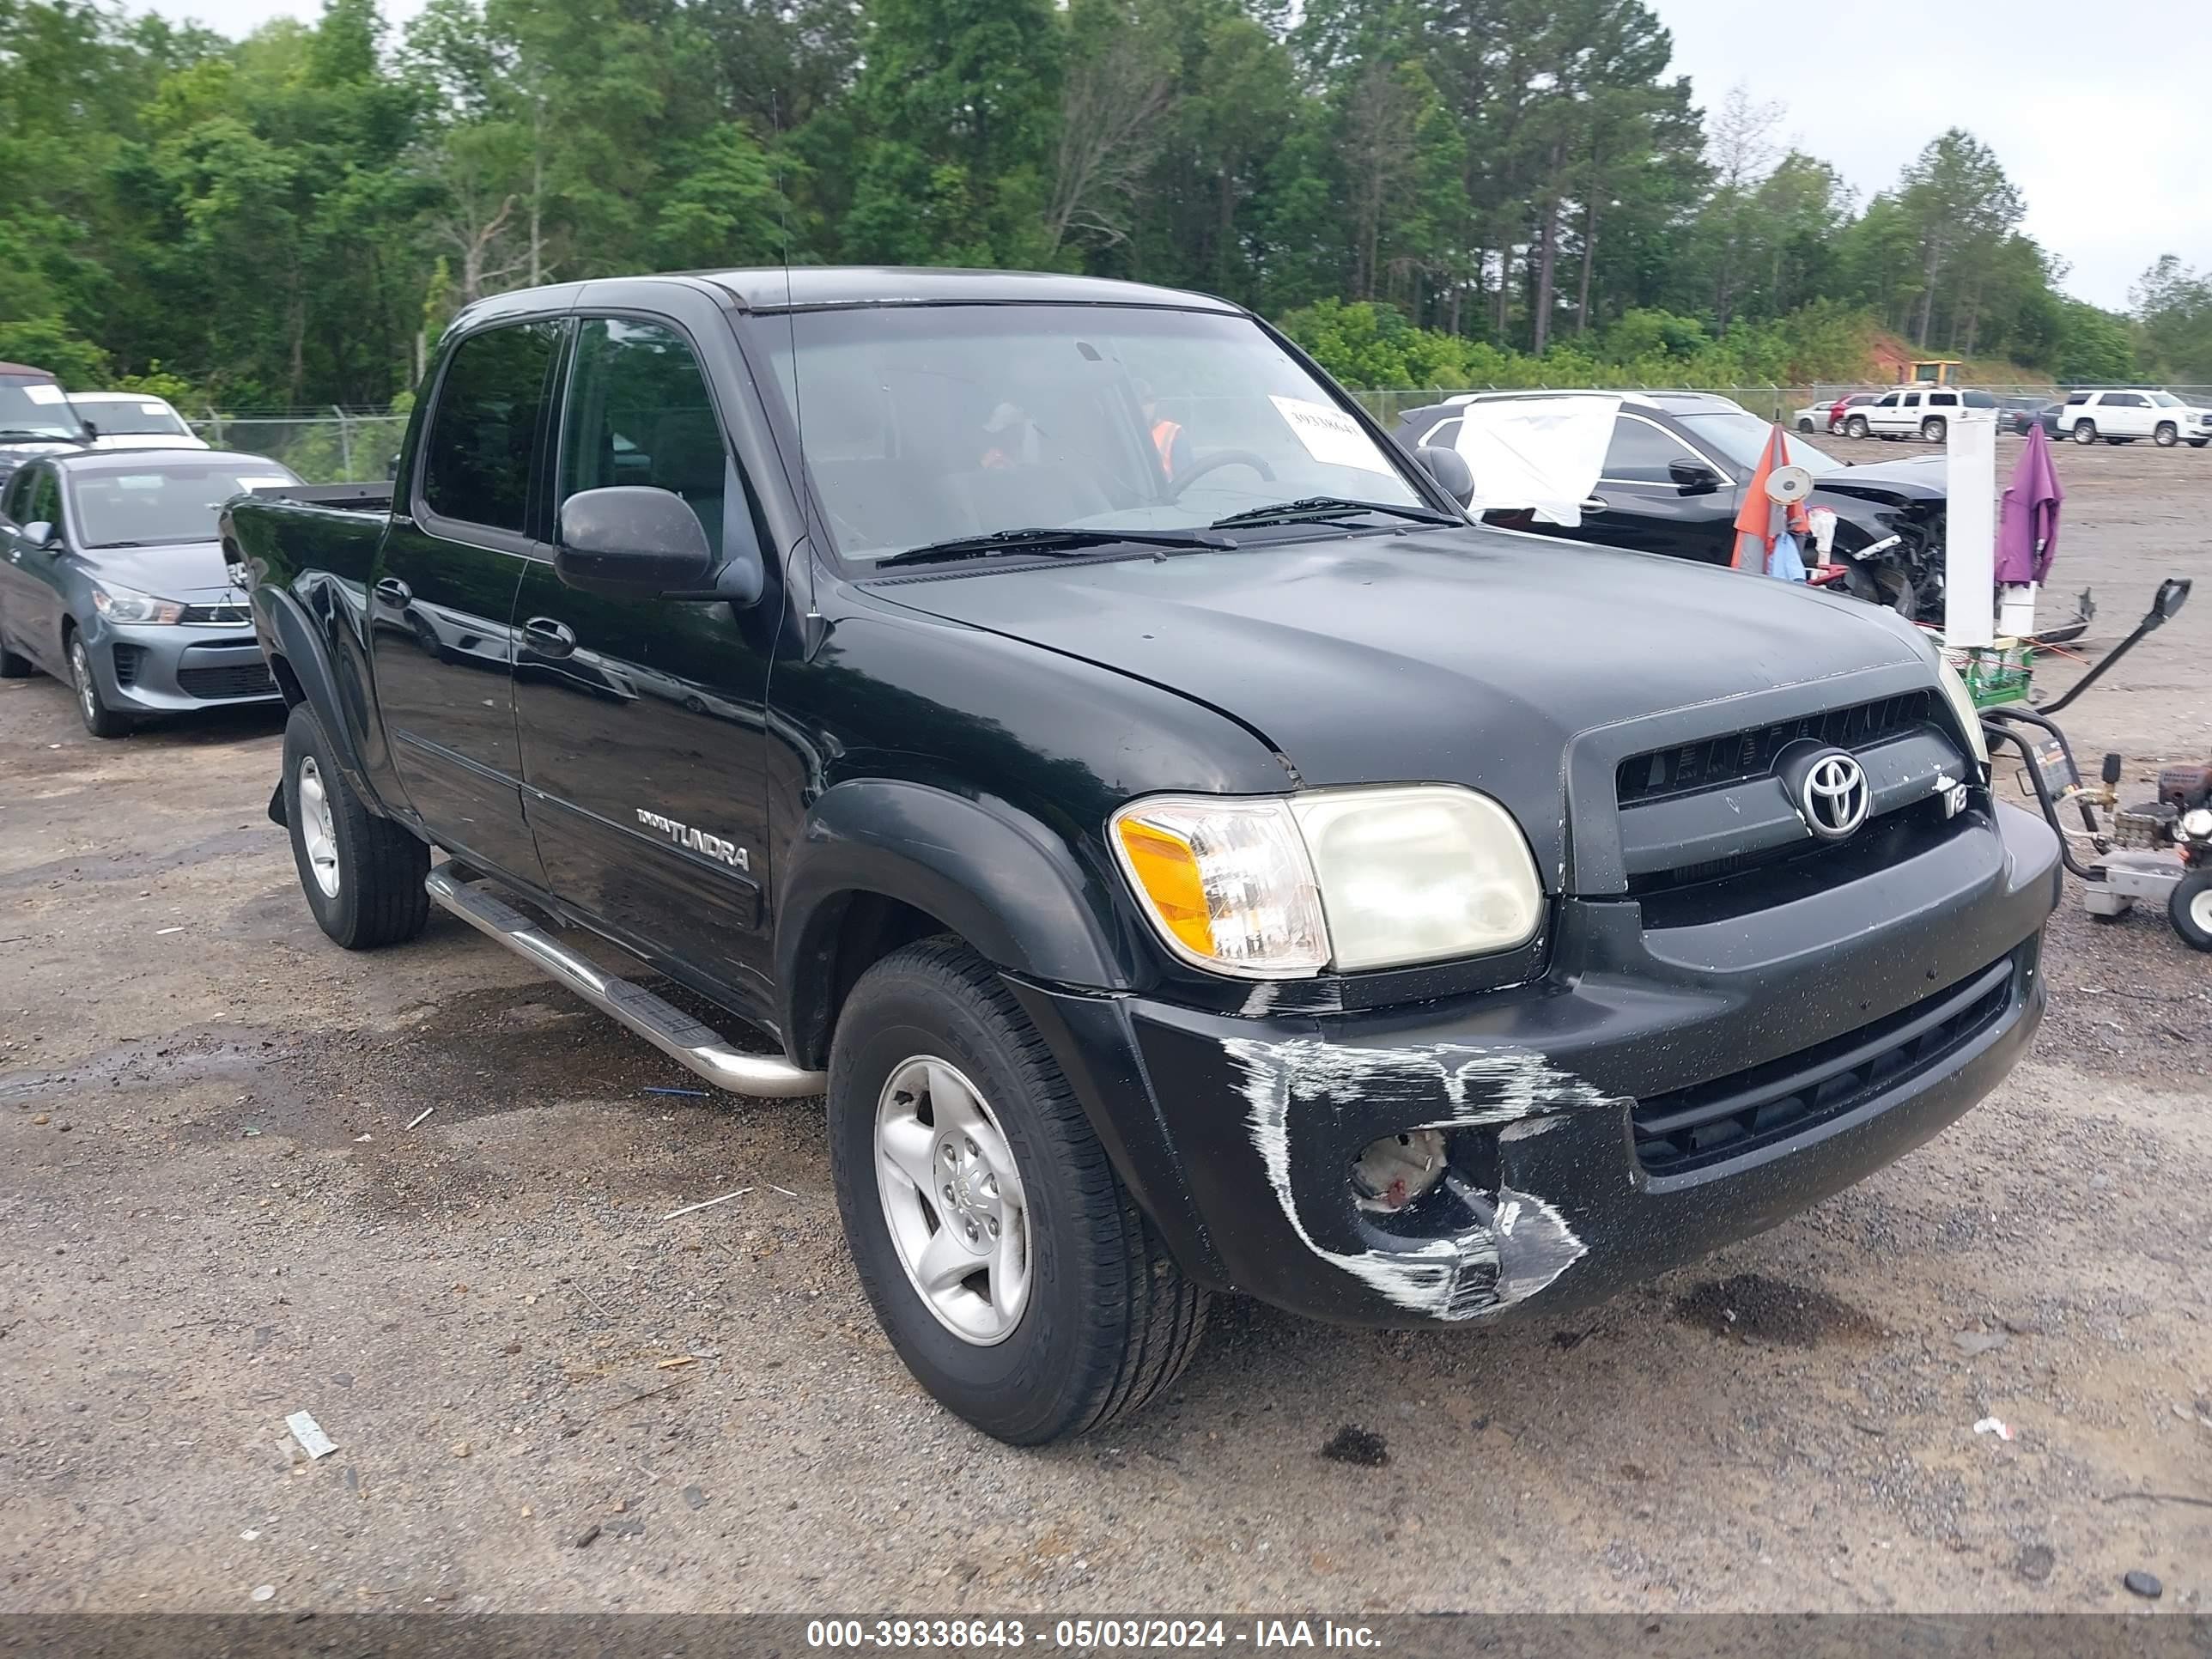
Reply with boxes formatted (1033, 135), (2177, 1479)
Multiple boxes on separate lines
(69, 632), (131, 738)
(1845, 416), (1871, 440)
(1796, 418), (1815, 432)
(2155, 422), (2179, 447)
(281, 702), (430, 949)
(2172, 868), (2212, 952)
(2073, 421), (2098, 445)
(829, 938), (1207, 1444)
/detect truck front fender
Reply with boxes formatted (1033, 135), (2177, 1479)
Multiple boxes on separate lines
(775, 781), (1132, 1049)
(775, 779), (1225, 1283)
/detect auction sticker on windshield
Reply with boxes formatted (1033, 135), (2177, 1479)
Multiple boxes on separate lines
(1268, 394), (1395, 477)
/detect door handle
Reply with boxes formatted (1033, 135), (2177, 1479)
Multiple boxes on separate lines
(1579, 496), (1608, 514)
(521, 617), (577, 659)
(374, 576), (412, 606)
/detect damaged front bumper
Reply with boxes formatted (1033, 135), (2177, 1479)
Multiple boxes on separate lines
(1009, 800), (2059, 1328)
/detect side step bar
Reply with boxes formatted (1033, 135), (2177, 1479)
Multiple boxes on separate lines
(424, 863), (827, 1098)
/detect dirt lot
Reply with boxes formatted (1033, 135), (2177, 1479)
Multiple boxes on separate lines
(3, 437), (2209, 1617)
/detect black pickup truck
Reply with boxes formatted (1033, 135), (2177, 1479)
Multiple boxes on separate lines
(225, 268), (2060, 1445)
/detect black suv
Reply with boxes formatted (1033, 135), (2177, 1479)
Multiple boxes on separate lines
(228, 270), (2059, 1443)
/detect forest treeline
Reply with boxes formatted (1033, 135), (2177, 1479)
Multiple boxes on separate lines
(3, 0), (2208, 409)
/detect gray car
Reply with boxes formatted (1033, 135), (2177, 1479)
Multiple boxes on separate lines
(0, 447), (302, 736)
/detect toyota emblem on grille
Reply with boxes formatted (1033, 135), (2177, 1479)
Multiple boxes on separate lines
(1800, 751), (1869, 839)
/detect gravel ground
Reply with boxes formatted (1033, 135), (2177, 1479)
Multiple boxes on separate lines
(2, 436), (2208, 1616)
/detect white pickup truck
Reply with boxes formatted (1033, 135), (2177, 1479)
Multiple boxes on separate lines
(2056, 388), (2212, 448)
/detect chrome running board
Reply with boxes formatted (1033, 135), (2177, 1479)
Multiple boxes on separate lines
(424, 862), (826, 1098)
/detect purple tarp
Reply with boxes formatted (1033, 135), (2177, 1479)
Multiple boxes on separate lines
(1996, 422), (2063, 585)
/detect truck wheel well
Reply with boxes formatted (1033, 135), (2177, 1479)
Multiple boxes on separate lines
(796, 891), (957, 1070)
(268, 653), (306, 708)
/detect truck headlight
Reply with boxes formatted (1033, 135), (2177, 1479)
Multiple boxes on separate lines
(1110, 785), (1543, 979)
(90, 580), (185, 625)
(1932, 655), (1990, 769)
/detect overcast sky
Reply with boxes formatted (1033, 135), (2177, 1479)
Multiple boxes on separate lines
(130, 0), (2206, 313)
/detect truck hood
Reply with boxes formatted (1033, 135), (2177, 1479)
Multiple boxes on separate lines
(865, 526), (1927, 875)
(85, 538), (243, 600)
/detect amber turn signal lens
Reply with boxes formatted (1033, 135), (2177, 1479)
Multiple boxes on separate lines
(1113, 817), (1214, 958)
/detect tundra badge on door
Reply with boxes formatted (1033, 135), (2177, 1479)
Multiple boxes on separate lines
(635, 808), (750, 871)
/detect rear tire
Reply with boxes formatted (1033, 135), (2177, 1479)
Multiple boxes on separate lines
(829, 937), (1208, 1444)
(2172, 869), (2212, 952)
(1922, 416), (1948, 443)
(2154, 422), (2179, 447)
(281, 702), (430, 949)
(2073, 421), (2098, 445)
(1845, 416), (1871, 440)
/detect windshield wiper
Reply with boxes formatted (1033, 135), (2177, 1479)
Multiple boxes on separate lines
(872, 526), (1235, 569)
(0, 428), (80, 442)
(1210, 496), (1458, 530)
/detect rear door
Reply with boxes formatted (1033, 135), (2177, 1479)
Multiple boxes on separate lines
(369, 314), (564, 884)
(2101, 391), (2149, 436)
(511, 301), (785, 1012)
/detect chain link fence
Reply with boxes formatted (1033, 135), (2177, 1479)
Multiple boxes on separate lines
(189, 410), (408, 483)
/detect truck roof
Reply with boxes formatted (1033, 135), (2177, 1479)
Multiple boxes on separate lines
(462, 266), (1246, 324)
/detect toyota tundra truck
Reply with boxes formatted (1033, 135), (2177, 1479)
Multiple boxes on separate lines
(223, 268), (2060, 1445)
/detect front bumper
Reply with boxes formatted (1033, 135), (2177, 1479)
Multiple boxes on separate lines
(1012, 801), (2059, 1328)
(86, 621), (281, 712)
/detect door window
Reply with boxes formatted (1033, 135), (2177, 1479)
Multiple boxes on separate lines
(1899, 392), (1922, 410)
(560, 318), (744, 559)
(25, 467), (62, 532)
(0, 466), (30, 524)
(2105, 392), (2144, 408)
(420, 320), (561, 535)
(1600, 416), (1702, 483)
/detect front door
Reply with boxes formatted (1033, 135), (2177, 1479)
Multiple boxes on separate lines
(513, 313), (782, 1012)
(369, 316), (562, 884)
(3, 463), (70, 673)
(1565, 413), (1735, 564)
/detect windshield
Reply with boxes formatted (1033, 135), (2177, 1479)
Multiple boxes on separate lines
(763, 304), (1426, 562)
(66, 462), (299, 548)
(0, 376), (87, 441)
(1676, 410), (1845, 477)
(2149, 391), (2184, 407)
(84, 398), (193, 436)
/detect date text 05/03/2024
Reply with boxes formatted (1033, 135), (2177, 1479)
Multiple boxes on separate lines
(804, 1619), (1383, 1650)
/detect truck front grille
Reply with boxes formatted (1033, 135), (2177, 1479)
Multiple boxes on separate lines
(1632, 948), (2021, 1176)
(1616, 691), (1935, 806)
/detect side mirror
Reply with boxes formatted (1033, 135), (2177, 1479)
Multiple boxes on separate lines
(2154, 576), (2191, 622)
(555, 486), (720, 598)
(1414, 444), (1474, 508)
(1668, 459), (1722, 494)
(21, 520), (55, 549)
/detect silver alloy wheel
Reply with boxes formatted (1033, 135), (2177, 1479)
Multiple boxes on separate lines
(873, 1055), (1031, 1345)
(70, 639), (98, 725)
(296, 754), (342, 898)
(2194, 887), (2212, 934)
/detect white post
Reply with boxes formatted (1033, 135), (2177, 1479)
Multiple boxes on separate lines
(1944, 414), (1996, 647)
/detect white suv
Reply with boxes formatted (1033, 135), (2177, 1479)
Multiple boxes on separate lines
(2056, 388), (2212, 448)
(1839, 386), (1996, 443)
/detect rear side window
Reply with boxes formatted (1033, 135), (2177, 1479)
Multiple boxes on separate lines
(2065, 392), (2091, 405)
(421, 320), (561, 535)
(1929, 392), (1960, 407)
(2106, 392), (2144, 407)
